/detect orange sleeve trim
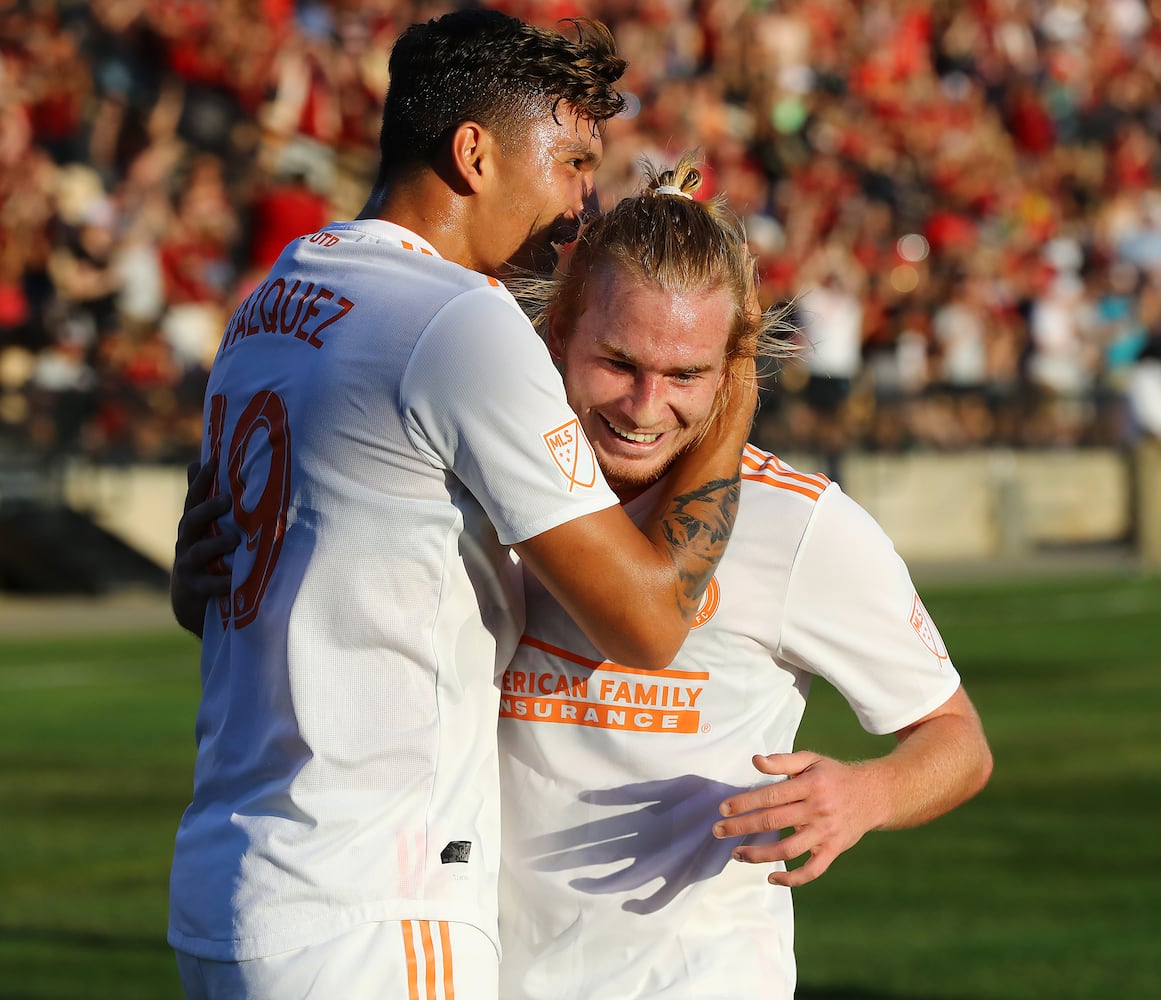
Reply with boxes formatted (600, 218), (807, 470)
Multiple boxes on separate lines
(769, 452), (830, 488)
(741, 472), (826, 500)
(742, 445), (830, 495)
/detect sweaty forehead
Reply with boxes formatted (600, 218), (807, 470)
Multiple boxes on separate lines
(553, 98), (604, 137)
(515, 99), (601, 148)
(576, 270), (733, 363)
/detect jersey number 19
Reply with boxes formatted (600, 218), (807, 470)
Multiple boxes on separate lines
(206, 390), (292, 630)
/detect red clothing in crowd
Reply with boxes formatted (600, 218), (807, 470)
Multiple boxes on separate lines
(246, 181), (330, 272)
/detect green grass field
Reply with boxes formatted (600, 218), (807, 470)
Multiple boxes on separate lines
(0, 572), (1158, 999)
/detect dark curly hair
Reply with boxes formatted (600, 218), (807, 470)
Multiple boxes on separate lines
(378, 10), (626, 173)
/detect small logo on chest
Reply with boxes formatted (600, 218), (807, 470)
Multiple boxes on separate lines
(440, 841), (472, 864)
(692, 577), (721, 628)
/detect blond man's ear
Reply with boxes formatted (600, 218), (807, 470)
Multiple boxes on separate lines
(545, 308), (568, 364)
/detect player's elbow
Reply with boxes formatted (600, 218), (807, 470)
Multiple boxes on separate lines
(961, 704), (994, 801)
(588, 612), (686, 671)
(949, 733), (993, 812)
(599, 634), (683, 672)
(970, 741), (994, 798)
(623, 636), (683, 672)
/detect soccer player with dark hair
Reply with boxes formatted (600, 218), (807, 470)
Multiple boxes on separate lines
(166, 16), (753, 998)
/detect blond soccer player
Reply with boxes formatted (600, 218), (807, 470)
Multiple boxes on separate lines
(496, 156), (993, 999)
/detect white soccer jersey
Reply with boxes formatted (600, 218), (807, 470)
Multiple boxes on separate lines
(168, 220), (618, 962)
(498, 445), (961, 1000)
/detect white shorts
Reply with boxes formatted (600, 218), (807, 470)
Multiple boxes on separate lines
(175, 919), (498, 1000)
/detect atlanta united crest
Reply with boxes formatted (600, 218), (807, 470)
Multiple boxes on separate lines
(909, 594), (949, 663)
(542, 418), (598, 491)
(692, 577), (720, 628)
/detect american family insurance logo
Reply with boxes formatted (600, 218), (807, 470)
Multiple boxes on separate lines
(542, 418), (597, 491)
(501, 637), (707, 734)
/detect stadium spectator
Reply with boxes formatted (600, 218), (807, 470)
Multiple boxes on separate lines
(1, 0), (1159, 460)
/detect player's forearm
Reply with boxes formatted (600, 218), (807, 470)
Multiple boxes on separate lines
(639, 367), (753, 624)
(641, 473), (741, 627)
(519, 501), (739, 669)
(859, 711), (993, 831)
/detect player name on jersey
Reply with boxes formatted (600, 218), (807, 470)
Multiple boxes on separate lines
(218, 276), (355, 357)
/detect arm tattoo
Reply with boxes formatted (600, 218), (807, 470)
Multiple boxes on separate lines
(660, 475), (740, 618)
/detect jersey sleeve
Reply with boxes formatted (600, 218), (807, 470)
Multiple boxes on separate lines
(779, 484), (962, 735)
(401, 286), (619, 545)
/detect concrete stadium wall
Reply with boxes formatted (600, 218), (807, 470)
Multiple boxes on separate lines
(1138, 440), (1161, 568)
(59, 447), (1157, 572)
(839, 449), (1134, 563)
(62, 461), (191, 571)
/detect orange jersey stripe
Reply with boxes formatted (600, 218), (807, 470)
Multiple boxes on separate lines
(439, 921), (455, 1000)
(419, 921), (438, 1000)
(401, 921), (420, 1000)
(519, 635), (709, 680)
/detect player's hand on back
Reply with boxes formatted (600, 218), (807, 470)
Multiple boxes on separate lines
(171, 460), (240, 638)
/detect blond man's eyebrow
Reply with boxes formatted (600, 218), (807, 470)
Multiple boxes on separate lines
(600, 342), (715, 375)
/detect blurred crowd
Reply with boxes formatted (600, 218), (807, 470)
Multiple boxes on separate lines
(1, 0), (1160, 466)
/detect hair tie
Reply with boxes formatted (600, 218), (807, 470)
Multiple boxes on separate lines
(655, 184), (693, 200)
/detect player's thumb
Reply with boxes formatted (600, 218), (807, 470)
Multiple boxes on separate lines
(752, 750), (818, 777)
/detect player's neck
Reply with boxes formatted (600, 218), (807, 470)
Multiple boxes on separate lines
(358, 176), (477, 271)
